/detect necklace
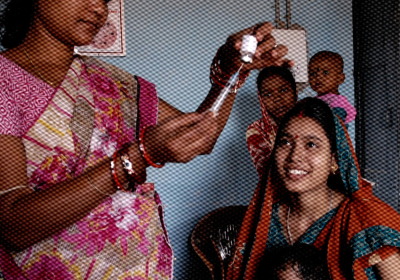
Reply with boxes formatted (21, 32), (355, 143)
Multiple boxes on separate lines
(22, 45), (55, 86)
(286, 189), (334, 245)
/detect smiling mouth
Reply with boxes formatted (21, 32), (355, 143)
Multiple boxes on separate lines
(289, 169), (308, 175)
(285, 168), (310, 180)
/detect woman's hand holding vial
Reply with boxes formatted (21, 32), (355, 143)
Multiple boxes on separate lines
(222, 22), (294, 76)
(208, 23), (294, 115)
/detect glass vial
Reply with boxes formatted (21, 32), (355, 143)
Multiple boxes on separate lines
(240, 35), (257, 63)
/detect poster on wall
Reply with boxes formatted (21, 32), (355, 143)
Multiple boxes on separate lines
(271, 29), (308, 83)
(74, 0), (125, 56)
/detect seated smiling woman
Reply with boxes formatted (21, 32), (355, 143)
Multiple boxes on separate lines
(228, 98), (400, 280)
(0, 0), (292, 279)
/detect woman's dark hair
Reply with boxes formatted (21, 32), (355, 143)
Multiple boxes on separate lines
(256, 66), (297, 98)
(276, 97), (337, 154)
(256, 244), (329, 280)
(0, 0), (36, 49)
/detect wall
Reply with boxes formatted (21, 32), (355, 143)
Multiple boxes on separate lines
(353, 0), (400, 211)
(101, 0), (354, 278)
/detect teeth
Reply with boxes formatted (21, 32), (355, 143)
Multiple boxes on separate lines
(289, 169), (308, 175)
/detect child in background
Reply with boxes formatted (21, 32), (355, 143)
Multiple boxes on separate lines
(246, 67), (298, 178)
(309, 51), (357, 126)
(247, 54), (357, 179)
(256, 244), (330, 280)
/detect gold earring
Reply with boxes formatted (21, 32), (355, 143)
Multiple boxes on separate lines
(331, 165), (338, 175)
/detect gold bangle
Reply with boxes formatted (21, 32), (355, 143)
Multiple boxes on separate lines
(0, 185), (33, 197)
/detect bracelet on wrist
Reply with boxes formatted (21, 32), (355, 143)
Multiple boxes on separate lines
(111, 150), (128, 192)
(139, 125), (165, 169)
(210, 46), (250, 90)
(119, 143), (147, 185)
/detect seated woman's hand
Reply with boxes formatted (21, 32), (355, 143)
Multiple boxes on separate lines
(220, 22), (293, 73)
(144, 112), (218, 164)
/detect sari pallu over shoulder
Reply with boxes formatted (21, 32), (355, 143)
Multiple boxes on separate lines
(0, 55), (173, 280)
(228, 115), (400, 280)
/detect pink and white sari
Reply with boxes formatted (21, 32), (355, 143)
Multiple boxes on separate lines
(0, 55), (173, 280)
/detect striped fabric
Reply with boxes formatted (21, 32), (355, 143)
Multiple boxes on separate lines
(0, 55), (174, 280)
(22, 59), (82, 179)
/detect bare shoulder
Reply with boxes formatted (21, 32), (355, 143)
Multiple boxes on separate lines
(1, 47), (25, 66)
(0, 48), (32, 79)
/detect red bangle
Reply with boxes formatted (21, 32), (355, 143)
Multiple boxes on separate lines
(210, 47), (250, 90)
(111, 150), (128, 192)
(139, 125), (164, 168)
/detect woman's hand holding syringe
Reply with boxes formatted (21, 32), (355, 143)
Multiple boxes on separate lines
(223, 22), (294, 74)
(144, 22), (294, 162)
(208, 23), (294, 116)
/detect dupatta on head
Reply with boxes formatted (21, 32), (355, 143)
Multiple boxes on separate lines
(228, 114), (400, 280)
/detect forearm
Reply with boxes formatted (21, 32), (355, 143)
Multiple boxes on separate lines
(1, 159), (117, 252)
(196, 41), (249, 134)
(196, 84), (237, 134)
(1, 142), (146, 252)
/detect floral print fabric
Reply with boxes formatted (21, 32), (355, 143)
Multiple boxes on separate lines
(0, 55), (173, 280)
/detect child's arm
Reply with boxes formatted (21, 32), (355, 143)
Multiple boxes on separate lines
(317, 94), (356, 127)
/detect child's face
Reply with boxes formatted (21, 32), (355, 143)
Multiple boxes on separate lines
(259, 75), (297, 122)
(308, 58), (345, 96)
(276, 263), (303, 280)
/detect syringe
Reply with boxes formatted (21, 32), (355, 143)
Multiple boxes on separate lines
(209, 63), (244, 115)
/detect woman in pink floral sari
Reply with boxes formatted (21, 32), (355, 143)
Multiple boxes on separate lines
(0, 1), (292, 279)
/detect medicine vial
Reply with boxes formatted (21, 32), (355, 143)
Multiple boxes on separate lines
(240, 35), (257, 63)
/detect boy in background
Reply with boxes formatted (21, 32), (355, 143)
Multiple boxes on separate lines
(309, 51), (356, 126)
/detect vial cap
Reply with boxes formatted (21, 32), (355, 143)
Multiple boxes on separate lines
(241, 55), (253, 63)
(240, 35), (258, 55)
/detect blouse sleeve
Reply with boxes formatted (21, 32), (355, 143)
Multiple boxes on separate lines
(136, 76), (159, 132)
(0, 89), (22, 137)
(246, 125), (273, 178)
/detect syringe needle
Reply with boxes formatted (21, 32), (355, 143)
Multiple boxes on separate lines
(238, 63), (244, 73)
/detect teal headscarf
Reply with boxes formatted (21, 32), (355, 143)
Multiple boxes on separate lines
(333, 114), (360, 195)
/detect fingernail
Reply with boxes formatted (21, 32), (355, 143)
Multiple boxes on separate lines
(235, 41), (242, 50)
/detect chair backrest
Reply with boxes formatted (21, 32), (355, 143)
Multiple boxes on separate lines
(190, 206), (247, 280)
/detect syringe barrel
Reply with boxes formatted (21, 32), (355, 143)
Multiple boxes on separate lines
(209, 86), (233, 113)
(209, 71), (240, 114)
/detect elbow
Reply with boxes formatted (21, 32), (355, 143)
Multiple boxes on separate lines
(0, 219), (30, 253)
(0, 230), (25, 253)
